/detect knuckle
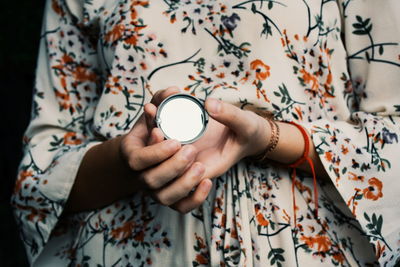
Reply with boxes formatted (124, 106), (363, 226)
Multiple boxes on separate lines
(150, 192), (163, 204)
(247, 124), (258, 137)
(119, 137), (128, 151)
(229, 113), (240, 125)
(191, 193), (204, 206)
(181, 179), (194, 194)
(243, 112), (258, 135)
(172, 161), (187, 176)
(142, 172), (158, 190)
(179, 146), (197, 163)
(188, 145), (198, 155)
(166, 86), (179, 91)
(154, 194), (171, 206)
(153, 142), (174, 161)
(152, 90), (163, 101)
(177, 154), (189, 165)
(172, 156), (189, 173)
(128, 157), (140, 171)
(176, 206), (190, 214)
(163, 87), (179, 97)
(160, 198), (172, 206)
(155, 147), (168, 161)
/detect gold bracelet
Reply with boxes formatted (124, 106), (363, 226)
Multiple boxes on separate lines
(251, 118), (280, 163)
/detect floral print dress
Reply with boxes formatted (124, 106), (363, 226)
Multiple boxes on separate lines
(12, 0), (400, 266)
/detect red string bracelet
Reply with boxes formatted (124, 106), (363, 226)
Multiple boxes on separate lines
(286, 121), (319, 227)
(249, 119), (320, 227)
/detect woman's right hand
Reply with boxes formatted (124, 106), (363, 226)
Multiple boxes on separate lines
(119, 88), (212, 213)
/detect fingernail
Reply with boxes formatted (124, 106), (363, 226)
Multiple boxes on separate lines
(167, 139), (180, 150)
(207, 98), (221, 114)
(182, 145), (194, 160)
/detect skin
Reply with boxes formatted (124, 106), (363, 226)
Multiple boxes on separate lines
(65, 87), (329, 214)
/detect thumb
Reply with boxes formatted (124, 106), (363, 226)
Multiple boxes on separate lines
(204, 98), (254, 134)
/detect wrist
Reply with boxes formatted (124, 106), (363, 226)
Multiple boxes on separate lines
(247, 116), (276, 160)
(266, 122), (305, 164)
(114, 135), (137, 179)
(97, 135), (138, 192)
(66, 135), (138, 213)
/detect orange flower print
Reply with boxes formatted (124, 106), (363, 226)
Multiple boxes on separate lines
(375, 241), (386, 259)
(27, 208), (48, 222)
(250, 59), (270, 80)
(105, 75), (123, 94)
(130, 1), (150, 21)
(294, 106), (303, 120)
(61, 53), (74, 65)
(14, 170), (33, 194)
(363, 177), (383, 201)
(193, 233), (209, 264)
(111, 221), (136, 242)
(195, 233), (207, 249)
(348, 172), (364, 182)
(51, 0), (65, 16)
(105, 24), (125, 44)
(325, 67), (332, 85)
(300, 234), (332, 253)
(299, 68), (319, 91)
(250, 60), (271, 102)
(255, 204), (269, 227)
(256, 212), (269, 227)
(63, 132), (82, 145)
(125, 35), (138, 46)
(15, 204), (48, 223)
(132, 0), (149, 7)
(324, 151), (333, 162)
(195, 254), (209, 265)
(332, 251), (345, 264)
(76, 66), (96, 82)
(134, 230), (145, 242)
(54, 87), (72, 110)
(341, 144), (349, 155)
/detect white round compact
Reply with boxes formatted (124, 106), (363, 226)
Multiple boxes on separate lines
(155, 94), (209, 144)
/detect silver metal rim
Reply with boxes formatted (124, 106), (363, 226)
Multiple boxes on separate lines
(155, 93), (209, 144)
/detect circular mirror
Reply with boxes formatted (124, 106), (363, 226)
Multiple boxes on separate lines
(155, 94), (209, 144)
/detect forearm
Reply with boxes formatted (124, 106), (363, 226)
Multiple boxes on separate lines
(64, 135), (138, 213)
(266, 121), (330, 181)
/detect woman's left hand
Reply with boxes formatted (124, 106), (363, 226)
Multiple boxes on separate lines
(144, 93), (271, 183)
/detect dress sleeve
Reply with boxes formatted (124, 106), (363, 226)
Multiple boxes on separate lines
(302, 0), (400, 265)
(10, 0), (103, 264)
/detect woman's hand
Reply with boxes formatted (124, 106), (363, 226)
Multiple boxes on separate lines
(66, 88), (212, 213)
(144, 94), (272, 185)
(120, 88), (212, 213)
(194, 98), (271, 180)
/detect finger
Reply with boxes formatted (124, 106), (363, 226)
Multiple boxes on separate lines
(128, 114), (147, 138)
(205, 98), (256, 136)
(144, 103), (158, 130)
(170, 178), (212, 214)
(128, 139), (181, 171)
(147, 127), (165, 146)
(151, 86), (180, 106)
(153, 162), (205, 206)
(140, 145), (197, 189)
(124, 114), (149, 148)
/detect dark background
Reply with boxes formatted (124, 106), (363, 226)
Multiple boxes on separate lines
(1, 1), (45, 266)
